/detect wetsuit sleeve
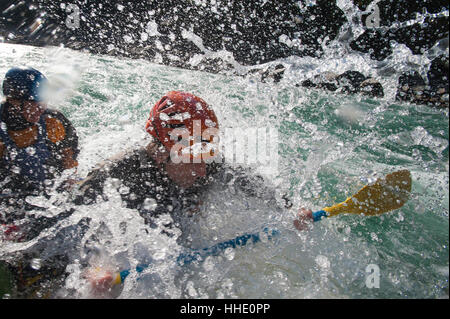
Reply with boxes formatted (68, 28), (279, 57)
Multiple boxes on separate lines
(44, 110), (79, 171)
(73, 149), (144, 205)
(220, 165), (293, 209)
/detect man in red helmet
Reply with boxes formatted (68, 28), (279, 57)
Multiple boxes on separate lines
(76, 91), (292, 221)
(74, 91), (226, 227)
(75, 91), (303, 295)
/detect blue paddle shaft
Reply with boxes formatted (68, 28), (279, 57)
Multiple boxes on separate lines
(118, 212), (329, 282)
(312, 210), (328, 222)
(118, 228), (280, 282)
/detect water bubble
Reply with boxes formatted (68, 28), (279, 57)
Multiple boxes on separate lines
(11, 166), (20, 174)
(30, 258), (42, 270)
(159, 113), (170, 121)
(344, 225), (351, 235)
(143, 198), (157, 211)
(140, 32), (149, 42)
(118, 185), (130, 195)
(224, 247), (235, 260)
(370, 232), (379, 242)
(129, 193), (137, 200)
(25, 147), (36, 155)
(123, 35), (134, 43)
(186, 281), (198, 297)
(394, 212), (404, 222)
(158, 214), (172, 225)
(144, 18), (159, 34)
(259, 231), (269, 243)
(221, 278), (234, 294)
(412, 148), (421, 160)
(203, 257), (215, 271)
(205, 119), (216, 127)
(315, 255), (330, 270)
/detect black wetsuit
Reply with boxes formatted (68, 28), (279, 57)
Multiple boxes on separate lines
(73, 148), (215, 232)
(73, 147), (291, 233)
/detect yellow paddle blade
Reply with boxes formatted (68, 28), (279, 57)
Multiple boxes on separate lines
(324, 170), (412, 217)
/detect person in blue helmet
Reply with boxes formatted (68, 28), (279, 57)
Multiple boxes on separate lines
(0, 67), (80, 298)
(0, 67), (79, 197)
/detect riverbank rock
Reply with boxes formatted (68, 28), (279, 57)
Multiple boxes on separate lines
(246, 64), (286, 83)
(0, 0), (448, 107)
(396, 55), (449, 108)
(299, 70), (384, 98)
(351, 0), (448, 61)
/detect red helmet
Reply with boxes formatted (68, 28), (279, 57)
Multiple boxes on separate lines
(145, 91), (219, 160)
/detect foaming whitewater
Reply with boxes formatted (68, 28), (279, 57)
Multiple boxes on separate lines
(0, 14), (448, 299)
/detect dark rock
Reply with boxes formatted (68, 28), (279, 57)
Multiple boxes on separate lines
(428, 55), (449, 90)
(253, 64), (287, 83)
(349, 30), (393, 61)
(301, 72), (339, 91)
(398, 71), (426, 88)
(353, 0), (449, 60)
(0, 0), (346, 69)
(300, 79), (316, 88)
(396, 65), (449, 108)
(336, 71), (368, 94)
(300, 71), (384, 98)
(427, 55), (449, 108)
(1, 1), (447, 69)
(359, 78), (384, 98)
(0, 0), (447, 107)
(396, 71), (427, 102)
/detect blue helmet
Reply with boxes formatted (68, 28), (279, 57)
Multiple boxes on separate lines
(2, 67), (48, 102)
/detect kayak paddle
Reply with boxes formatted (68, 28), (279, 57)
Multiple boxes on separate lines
(311, 169), (411, 221)
(102, 169), (411, 285)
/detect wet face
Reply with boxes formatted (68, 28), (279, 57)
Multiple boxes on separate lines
(7, 99), (46, 124)
(21, 100), (45, 123)
(146, 141), (207, 189)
